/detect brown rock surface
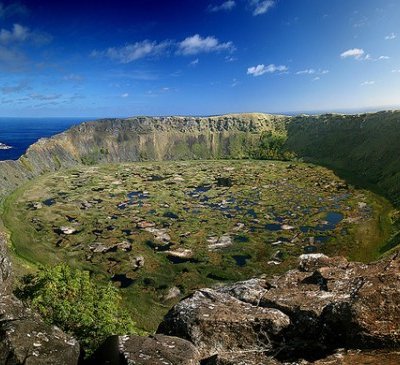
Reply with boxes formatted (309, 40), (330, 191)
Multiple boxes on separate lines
(89, 334), (200, 365)
(158, 253), (400, 363)
(158, 287), (290, 359)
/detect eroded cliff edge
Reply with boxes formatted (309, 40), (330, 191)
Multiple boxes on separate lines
(0, 114), (287, 199)
(2, 111), (400, 207)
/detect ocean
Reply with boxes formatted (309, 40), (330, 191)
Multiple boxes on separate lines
(0, 117), (91, 161)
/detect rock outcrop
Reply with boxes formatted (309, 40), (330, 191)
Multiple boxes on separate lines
(158, 253), (400, 364)
(90, 334), (200, 365)
(0, 232), (80, 365)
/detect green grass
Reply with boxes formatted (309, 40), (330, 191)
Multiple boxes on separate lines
(2, 159), (395, 331)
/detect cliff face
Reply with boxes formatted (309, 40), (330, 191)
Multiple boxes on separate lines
(0, 114), (287, 199)
(2, 111), (400, 208)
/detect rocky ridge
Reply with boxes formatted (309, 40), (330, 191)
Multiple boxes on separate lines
(87, 252), (400, 364)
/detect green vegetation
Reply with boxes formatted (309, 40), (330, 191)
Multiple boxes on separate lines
(16, 264), (138, 356)
(286, 111), (400, 207)
(3, 160), (394, 331)
(252, 131), (296, 161)
(81, 147), (109, 165)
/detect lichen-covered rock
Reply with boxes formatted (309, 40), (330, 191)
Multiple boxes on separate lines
(90, 334), (200, 365)
(158, 253), (400, 363)
(0, 294), (80, 365)
(158, 287), (290, 359)
(201, 353), (280, 365)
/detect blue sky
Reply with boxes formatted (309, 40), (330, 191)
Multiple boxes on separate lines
(0, 0), (399, 117)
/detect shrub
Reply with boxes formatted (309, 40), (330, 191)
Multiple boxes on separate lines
(251, 131), (296, 160)
(17, 264), (139, 356)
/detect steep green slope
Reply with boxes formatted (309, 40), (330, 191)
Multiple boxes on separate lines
(286, 111), (400, 207)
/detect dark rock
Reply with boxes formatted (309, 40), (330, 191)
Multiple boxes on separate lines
(216, 177), (233, 187)
(89, 334), (200, 365)
(158, 288), (290, 359)
(158, 253), (400, 363)
(0, 289), (79, 365)
(163, 211), (179, 219)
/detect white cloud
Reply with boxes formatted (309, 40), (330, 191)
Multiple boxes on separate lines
(1, 80), (30, 94)
(0, 24), (28, 43)
(0, 23), (51, 45)
(208, 1), (235, 12)
(352, 15), (368, 28)
(250, 0), (275, 16)
(103, 40), (170, 63)
(392, 69), (400, 73)
(296, 69), (329, 76)
(29, 93), (62, 101)
(247, 63), (288, 76)
(378, 55), (390, 60)
(178, 34), (234, 55)
(0, 45), (26, 71)
(121, 93), (129, 98)
(225, 55), (236, 62)
(340, 48), (365, 59)
(361, 80), (375, 86)
(312, 77), (320, 82)
(94, 35), (234, 63)
(385, 33), (396, 40)
(296, 69), (315, 75)
(190, 58), (199, 66)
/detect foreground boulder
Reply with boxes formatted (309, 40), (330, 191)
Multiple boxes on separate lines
(158, 286), (290, 359)
(89, 334), (200, 365)
(158, 252), (400, 363)
(0, 295), (80, 365)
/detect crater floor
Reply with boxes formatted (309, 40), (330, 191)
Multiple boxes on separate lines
(3, 160), (393, 330)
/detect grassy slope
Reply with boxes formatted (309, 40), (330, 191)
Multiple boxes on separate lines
(286, 111), (400, 206)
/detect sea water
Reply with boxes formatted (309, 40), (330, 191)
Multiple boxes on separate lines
(0, 117), (90, 161)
